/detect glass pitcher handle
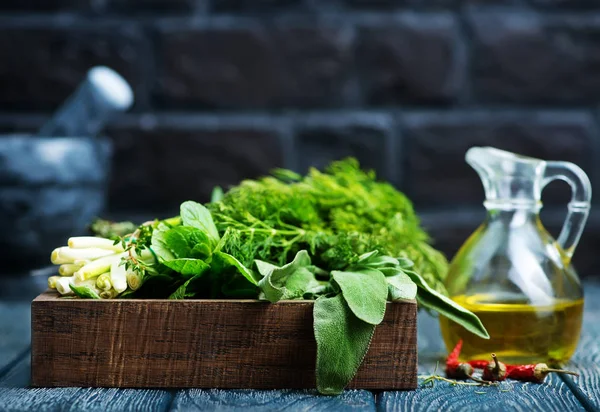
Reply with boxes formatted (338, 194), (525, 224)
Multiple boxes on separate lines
(542, 161), (592, 261)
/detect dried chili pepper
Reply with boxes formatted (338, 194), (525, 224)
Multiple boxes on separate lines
(445, 340), (488, 383)
(467, 360), (489, 369)
(507, 363), (579, 383)
(482, 353), (508, 381)
(446, 340), (474, 379)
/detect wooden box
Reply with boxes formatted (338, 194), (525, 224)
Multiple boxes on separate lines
(31, 291), (417, 389)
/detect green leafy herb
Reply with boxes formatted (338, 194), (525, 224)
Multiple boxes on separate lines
(181, 200), (220, 243)
(314, 294), (376, 395)
(404, 269), (490, 339)
(69, 284), (101, 299)
(331, 269), (387, 325)
(386, 271), (418, 301)
(256, 250), (319, 302)
(212, 251), (259, 286)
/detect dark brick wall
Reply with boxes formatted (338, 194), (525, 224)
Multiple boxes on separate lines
(1, 2), (599, 275)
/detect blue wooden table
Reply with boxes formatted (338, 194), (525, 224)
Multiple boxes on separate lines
(1, 274), (599, 411)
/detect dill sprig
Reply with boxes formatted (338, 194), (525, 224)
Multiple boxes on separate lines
(207, 158), (449, 293)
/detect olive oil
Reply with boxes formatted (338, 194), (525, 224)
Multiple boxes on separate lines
(440, 294), (584, 364)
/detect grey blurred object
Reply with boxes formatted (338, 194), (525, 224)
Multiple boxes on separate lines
(0, 66), (133, 272)
(38, 66), (134, 137)
(0, 136), (112, 269)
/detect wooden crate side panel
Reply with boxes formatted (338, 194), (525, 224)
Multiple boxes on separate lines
(31, 293), (417, 389)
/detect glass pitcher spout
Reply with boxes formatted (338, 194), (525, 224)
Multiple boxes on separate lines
(466, 146), (592, 259)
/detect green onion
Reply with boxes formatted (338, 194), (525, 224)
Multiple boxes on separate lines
(55, 276), (75, 295)
(58, 263), (83, 276)
(68, 236), (125, 252)
(48, 276), (61, 289)
(126, 271), (143, 291)
(51, 247), (114, 264)
(110, 260), (128, 293)
(96, 273), (112, 291)
(74, 253), (126, 281)
(99, 289), (118, 299)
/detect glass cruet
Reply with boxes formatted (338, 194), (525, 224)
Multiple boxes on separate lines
(440, 147), (592, 364)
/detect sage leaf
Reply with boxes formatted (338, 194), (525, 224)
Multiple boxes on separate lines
(180, 201), (220, 242)
(314, 294), (376, 395)
(331, 269), (387, 325)
(404, 270), (490, 339)
(257, 250), (318, 302)
(397, 257), (414, 269)
(213, 251), (259, 286)
(386, 271), (418, 301)
(69, 284), (100, 299)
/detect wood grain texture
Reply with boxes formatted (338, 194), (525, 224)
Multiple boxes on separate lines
(0, 386), (172, 412)
(562, 282), (600, 411)
(0, 351), (173, 411)
(378, 377), (585, 412)
(170, 389), (375, 411)
(378, 309), (586, 412)
(31, 291), (417, 389)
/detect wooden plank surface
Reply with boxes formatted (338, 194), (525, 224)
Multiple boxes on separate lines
(377, 303), (589, 412)
(0, 302), (31, 374)
(0, 355), (174, 411)
(559, 282), (600, 411)
(170, 389), (375, 411)
(31, 292), (417, 389)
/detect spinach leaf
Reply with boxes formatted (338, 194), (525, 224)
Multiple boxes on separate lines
(212, 251), (259, 286)
(163, 259), (210, 276)
(404, 270), (490, 339)
(314, 294), (376, 395)
(180, 201), (220, 242)
(221, 273), (260, 298)
(152, 227), (212, 261)
(256, 250), (319, 302)
(69, 284), (100, 299)
(331, 269), (387, 325)
(169, 273), (205, 299)
(151, 227), (213, 276)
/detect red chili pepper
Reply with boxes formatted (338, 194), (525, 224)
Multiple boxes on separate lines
(482, 353), (508, 381)
(507, 363), (579, 383)
(467, 359), (490, 369)
(447, 340), (463, 365)
(445, 340), (488, 383)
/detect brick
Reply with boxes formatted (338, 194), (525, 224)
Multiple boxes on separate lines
(470, 12), (600, 104)
(346, 0), (456, 7)
(0, 21), (149, 111)
(0, 0), (101, 12)
(527, 0), (599, 8)
(403, 111), (597, 206)
(105, 0), (201, 13)
(155, 20), (355, 109)
(106, 115), (285, 213)
(355, 13), (464, 105)
(211, 0), (304, 12)
(293, 112), (396, 183)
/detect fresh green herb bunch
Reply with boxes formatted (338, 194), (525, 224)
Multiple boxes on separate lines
(208, 158), (449, 294)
